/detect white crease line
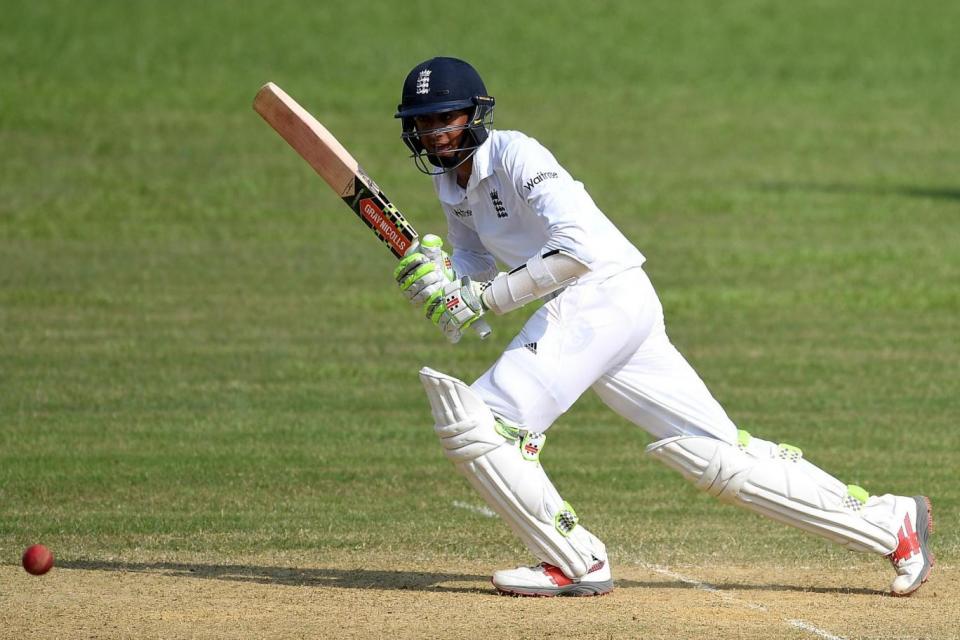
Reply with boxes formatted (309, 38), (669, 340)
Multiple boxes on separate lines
(642, 563), (766, 611)
(452, 501), (497, 518)
(787, 620), (848, 640)
(640, 563), (847, 640)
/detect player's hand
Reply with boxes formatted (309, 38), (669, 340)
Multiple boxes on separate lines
(425, 276), (489, 344)
(394, 235), (455, 306)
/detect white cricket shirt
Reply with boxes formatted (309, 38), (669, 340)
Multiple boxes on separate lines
(432, 129), (645, 284)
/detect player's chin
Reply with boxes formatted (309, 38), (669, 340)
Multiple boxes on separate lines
(424, 149), (458, 166)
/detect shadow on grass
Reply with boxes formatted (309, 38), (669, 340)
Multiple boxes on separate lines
(58, 560), (489, 594)
(58, 560), (886, 596)
(756, 181), (960, 202)
(619, 578), (886, 597)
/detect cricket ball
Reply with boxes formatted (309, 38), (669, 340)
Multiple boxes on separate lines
(22, 544), (55, 576)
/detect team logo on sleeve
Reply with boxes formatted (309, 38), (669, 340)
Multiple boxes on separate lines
(522, 171), (559, 191)
(489, 190), (508, 218)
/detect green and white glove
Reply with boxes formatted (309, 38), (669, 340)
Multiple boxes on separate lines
(425, 276), (489, 344)
(393, 234), (455, 306)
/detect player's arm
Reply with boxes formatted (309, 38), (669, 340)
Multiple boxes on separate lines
(478, 249), (587, 315)
(458, 137), (594, 316)
(426, 138), (596, 328)
(400, 239), (586, 341)
(512, 137), (598, 259)
(417, 249), (586, 345)
(440, 197), (587, 319)
(399, 138), (595, 339)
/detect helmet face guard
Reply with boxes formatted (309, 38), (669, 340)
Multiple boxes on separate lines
(395, 57), (495, 175)
(399, 98), (495, 174)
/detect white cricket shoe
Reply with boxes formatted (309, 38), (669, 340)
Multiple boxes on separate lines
(887, 495), (935, 596)
(492, 559), (613, 597)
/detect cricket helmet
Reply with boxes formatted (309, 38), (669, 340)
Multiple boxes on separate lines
(395, 57), (495, 174)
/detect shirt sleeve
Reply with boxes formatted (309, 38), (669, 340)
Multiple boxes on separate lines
(446, 210), (499, 281)
(501, 137), (597, 265)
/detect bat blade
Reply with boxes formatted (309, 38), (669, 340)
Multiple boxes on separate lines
(253, 82), (491, 339)
(253, 82), (417, 258)
(253, 82), (358, 196)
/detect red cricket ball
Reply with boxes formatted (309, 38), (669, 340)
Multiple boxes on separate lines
(22, 544), (55, 576)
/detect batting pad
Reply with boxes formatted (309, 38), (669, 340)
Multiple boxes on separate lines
(420, 367), (606, 578)
(646, 435), (897, 555)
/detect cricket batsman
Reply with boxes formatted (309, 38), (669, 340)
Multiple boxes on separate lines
(392, 56), (934, 597)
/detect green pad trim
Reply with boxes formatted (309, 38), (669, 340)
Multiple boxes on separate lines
(494, 418), (521, 442)
(520, 432), (546, 462)
(554, 501), (578, 537)
(846, 484), (869, 506)
(777, 443), (803, 462)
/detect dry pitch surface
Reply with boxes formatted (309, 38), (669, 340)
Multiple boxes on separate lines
(1, 555), (955, 639)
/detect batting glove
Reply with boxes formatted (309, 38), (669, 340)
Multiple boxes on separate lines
(425, 276), (489, 344)
(393, 234), (455, 306)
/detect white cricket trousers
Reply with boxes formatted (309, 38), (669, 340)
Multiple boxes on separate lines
(473, 267), (739, 444)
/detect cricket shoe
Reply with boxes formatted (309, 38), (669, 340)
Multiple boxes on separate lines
(492, 559), (612, 597)
(886, 495), (935, 596)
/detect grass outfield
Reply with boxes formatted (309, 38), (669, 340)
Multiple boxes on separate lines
(2, 0), (958, 610)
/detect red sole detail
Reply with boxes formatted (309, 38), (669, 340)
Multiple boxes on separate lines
(889, 496), (935, 597)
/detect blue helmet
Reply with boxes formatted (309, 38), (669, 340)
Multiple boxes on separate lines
(395, 57), (495, 174)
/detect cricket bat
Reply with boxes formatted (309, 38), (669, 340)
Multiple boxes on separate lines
(253, 82), (491, 339)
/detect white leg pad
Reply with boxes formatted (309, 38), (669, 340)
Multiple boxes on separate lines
(420, 367), (606, 578)
(646, 435), (897, 554)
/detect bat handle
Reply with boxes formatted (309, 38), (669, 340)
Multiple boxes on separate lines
(473, 318), (492, 340)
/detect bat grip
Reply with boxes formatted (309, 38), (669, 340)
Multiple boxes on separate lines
(473, 318), (492, 340)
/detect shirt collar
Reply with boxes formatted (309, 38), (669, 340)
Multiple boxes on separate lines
(469, 135), (495, 186)
(435, 135), (495, 204)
